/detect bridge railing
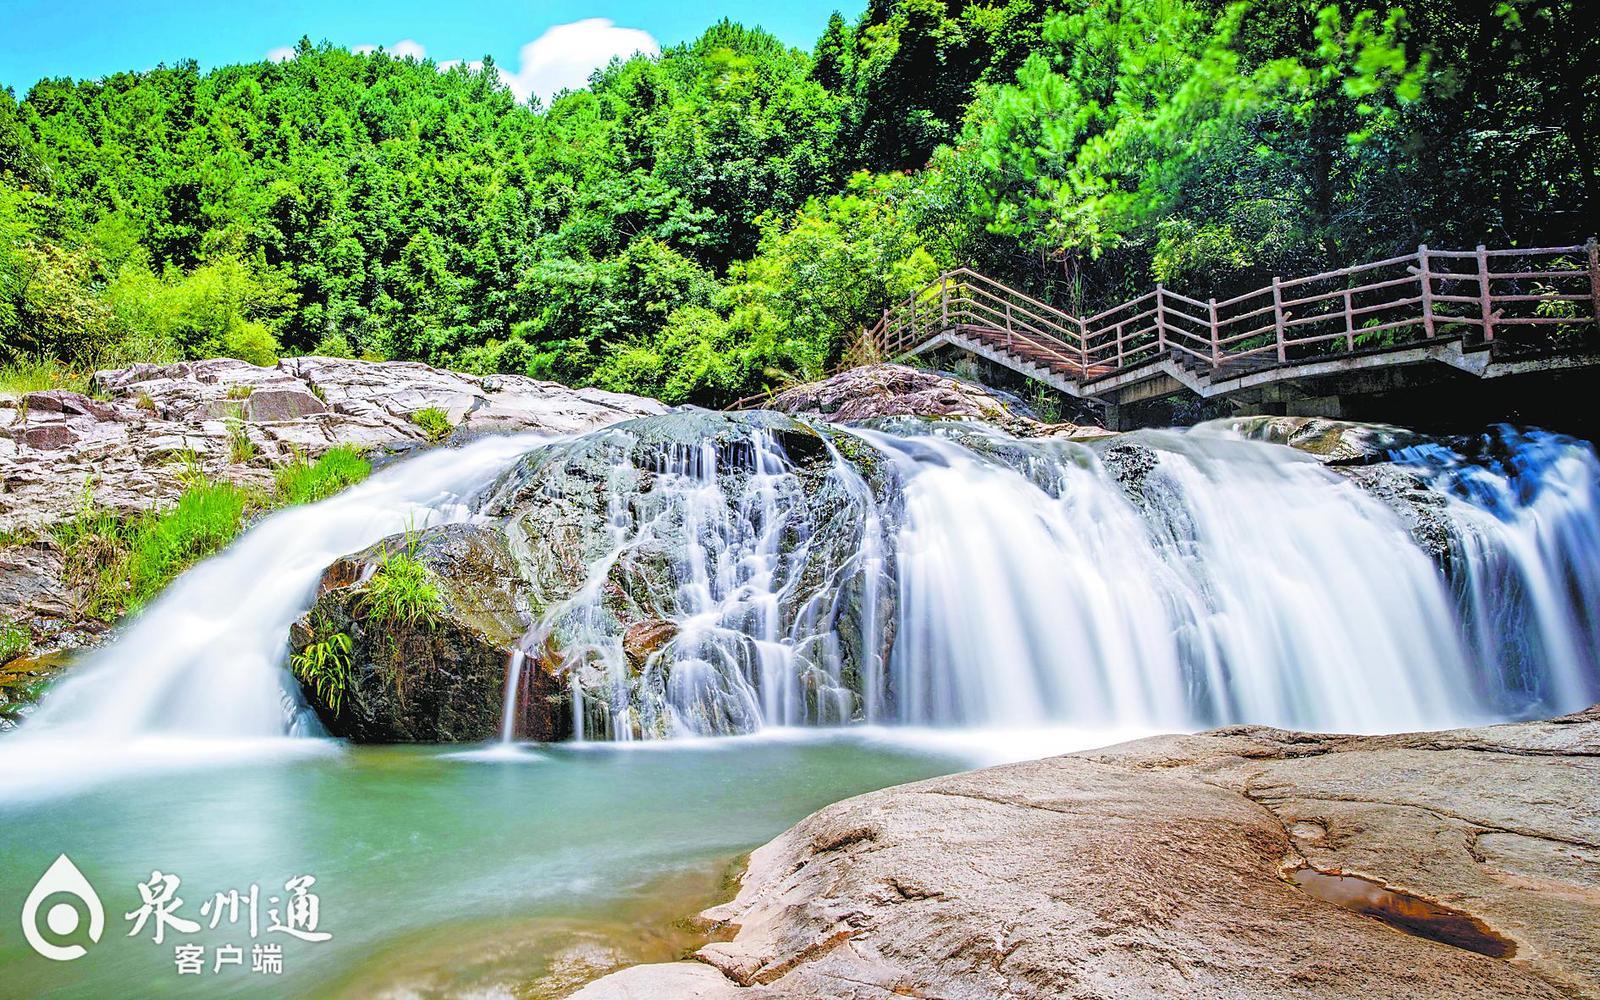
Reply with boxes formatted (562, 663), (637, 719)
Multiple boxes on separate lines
(856, 240), (1600, 384)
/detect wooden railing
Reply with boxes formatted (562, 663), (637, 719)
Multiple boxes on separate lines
(851, 240), (1600, 384)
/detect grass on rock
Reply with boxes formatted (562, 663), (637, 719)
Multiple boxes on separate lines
(362, 532), (443, 627)
(410, 407), (453, 443)
(53, 446), (372, 622)
(273, 446), (372, 506)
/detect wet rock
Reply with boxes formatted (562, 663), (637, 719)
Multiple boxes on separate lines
(578, 708), (1599, 999)
(0, 650), (75, 731)
(623, 619), (679, 671)
(1333, 463), (1457, 562)
(1210, 414), (1425, 464)
(289, 523), (566, 743)
(482, 410), (894, 738)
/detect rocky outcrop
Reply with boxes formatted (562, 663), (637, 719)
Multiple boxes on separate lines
(573, 708), (1600, 1000)
(762, 364), (1111, 441)
(0, 357), (664, 719)
(0, 357), (665, 537)
(1210, 414), (1426, 464)
(482, 410), (893, 739)
(288, 523), (567, 742)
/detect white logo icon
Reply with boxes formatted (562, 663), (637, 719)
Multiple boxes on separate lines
(22, 855), (105, 961)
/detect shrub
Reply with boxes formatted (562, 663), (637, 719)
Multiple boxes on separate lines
(273, 446), (371, 506)
(410, 407), (453, 443)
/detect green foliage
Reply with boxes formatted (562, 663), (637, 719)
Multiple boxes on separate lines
(53, 480), (252, 619)
(0, 355), (92, 395)
(410, 407), (454, 443)
(50, 446), (372, 621)
(272, 446), (372, 506)
(224, 403), (256, 463)
(290, 622), (354, 716)
(0, 621), (30, 665)
(361, 538), (444, 628)
(0, 2), (1590, 402)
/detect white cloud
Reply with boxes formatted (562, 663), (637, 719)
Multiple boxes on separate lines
(267, 21), (658, 105)
(493, 19), (658, 105)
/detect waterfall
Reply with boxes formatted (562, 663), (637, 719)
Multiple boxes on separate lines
(503, 416), (1600, 739)
(1391, 427), (1600, 715)
(16, 434), (549, 741)
(5, 412), (1598, 757)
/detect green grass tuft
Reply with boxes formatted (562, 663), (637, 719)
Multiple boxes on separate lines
(55, 481), (252, 619)
(410, 406), (454, 443)
(224, 402), (256, 463)
(0, 621), (30, 665)
(273, 446), (372, 506)
(0, 355), (92, 396)
(362, 536), (443, 627)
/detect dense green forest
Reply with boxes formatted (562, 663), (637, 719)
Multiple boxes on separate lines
(1, 0), (1594, 404)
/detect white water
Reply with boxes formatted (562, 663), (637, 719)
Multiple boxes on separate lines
(3, 434), (547, 791)
(6, 417), (1599, 763)
(519, 418), (1600, 739)
(1393, 429), (1600, 714)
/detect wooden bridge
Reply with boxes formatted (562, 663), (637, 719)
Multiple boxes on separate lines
(839, 240), (1600, 426)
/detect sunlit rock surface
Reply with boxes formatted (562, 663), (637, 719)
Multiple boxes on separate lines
(0, 357), (666, 536)
(574, 707), (1600, 1000)
(0, 357), (665, 677)
(763, 363), (1111, 440)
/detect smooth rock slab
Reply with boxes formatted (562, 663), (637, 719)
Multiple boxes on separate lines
(574, 709), (1599, 999)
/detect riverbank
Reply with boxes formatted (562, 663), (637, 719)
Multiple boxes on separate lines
(574, 707), (1600, 999)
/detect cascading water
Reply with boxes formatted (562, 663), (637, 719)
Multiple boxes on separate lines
(5, 410), (1598, 761)
(491, 414), (1600, 740)
(14, 433), (549, 743)
(1391, 427), (1600, 714)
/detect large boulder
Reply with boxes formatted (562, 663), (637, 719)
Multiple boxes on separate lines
(481, 409), (896, 739)
(288, 523), (565, 742)
(574, 708), (1600, 999)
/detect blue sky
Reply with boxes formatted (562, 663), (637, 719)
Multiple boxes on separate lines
(0, 1), (858, 98)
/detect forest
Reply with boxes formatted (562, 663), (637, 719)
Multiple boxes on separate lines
(0, 0), (1594, 405)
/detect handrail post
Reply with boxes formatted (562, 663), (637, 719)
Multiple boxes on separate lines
(909, 292), (917, 348)
(1475, 245), (1495, 342)
(1115, 321), (1124, 369)
(1343, 287), (1355, 351)
(1155, 284), (1167, 353)
(941, 275), (949, 329)
(1587, 237), (1600, 332)
(1418, 244), (1436, 338)
(1271, 276), (1287, 362)
(1208, 297), (1220, 365)
(1005, 301), (1013, 350)
(1079, 316), (1089, 375)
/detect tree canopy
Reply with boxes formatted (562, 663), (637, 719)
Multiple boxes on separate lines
(2, 1), (1593, 403)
